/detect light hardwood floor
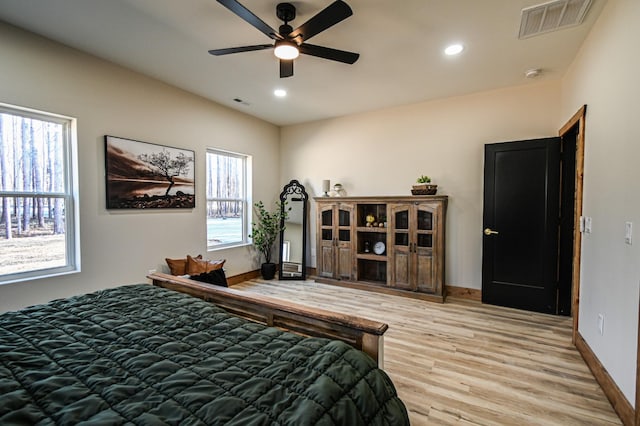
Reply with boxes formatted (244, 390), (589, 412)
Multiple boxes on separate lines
(233, 278), (621, 425)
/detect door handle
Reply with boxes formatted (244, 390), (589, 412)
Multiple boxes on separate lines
(484, 228), (499, 236)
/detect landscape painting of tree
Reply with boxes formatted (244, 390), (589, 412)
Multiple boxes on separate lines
(105, 136), (195, 209)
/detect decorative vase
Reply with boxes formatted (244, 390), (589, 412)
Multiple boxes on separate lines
(333, 183), (346, 197)
(261, 262), (277, 280)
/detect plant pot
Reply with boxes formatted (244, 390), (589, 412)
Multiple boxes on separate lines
(411, 183), (438, 195)
(261, 262), (277, 280)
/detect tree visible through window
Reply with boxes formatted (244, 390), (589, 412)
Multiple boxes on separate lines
(206, 149), (250, 248)
(0, 103), (79, 283)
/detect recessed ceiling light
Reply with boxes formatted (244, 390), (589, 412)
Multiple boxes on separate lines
(274, 89), (287, 98)
(444, 43), (464, 56)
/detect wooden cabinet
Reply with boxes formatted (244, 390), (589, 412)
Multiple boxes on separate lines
(315, 196), (447, 302)
(317, 202), (355, 281)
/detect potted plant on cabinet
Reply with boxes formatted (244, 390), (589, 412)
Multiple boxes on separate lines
(250, 200), (288, 280)
(411, 175), (438, 195)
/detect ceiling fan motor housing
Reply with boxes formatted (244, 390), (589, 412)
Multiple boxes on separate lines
(276, 3), (296, 23)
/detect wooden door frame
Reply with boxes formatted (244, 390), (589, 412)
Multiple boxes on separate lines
(558, 105), (586, 343)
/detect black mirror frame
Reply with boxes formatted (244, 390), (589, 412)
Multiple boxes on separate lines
(278, 179), (308, 280)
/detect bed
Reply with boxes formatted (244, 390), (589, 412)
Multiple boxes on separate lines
(0, 275), (409, 425)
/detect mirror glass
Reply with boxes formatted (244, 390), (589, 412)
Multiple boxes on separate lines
(279, 180), (308, 280)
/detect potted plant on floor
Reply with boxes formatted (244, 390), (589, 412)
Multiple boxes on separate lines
(250, 200), (288, 279)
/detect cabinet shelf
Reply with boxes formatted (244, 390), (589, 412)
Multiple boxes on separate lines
(356, 253), (387, 261)
(356, 226), (387, 233)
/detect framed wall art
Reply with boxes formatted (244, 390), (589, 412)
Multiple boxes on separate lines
(105, 135), (195, 209)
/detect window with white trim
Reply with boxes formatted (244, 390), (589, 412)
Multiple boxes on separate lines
(206, 149), (251, 249)
(0, 103), (80, 284)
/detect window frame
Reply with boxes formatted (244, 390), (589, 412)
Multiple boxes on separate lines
(205, 148), (252, 250)
(0, 102), (80, 285)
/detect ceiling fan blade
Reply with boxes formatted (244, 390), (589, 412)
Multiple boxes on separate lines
(289, 0), (353, 42)
(217, 0), (282, 40)
(208, 44), (273, 56)
(280, 60), (294, 78)
(299, 43), (359, 64)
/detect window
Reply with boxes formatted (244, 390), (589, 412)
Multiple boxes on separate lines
(206, 149), (251, 249)
(0, 103), (79, 284)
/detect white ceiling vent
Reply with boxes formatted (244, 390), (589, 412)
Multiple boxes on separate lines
(519, 0), (592, 39)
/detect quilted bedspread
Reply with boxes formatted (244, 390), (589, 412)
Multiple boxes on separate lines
(0, 284), (409, 425)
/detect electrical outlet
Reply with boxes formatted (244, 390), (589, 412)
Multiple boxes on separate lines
(597, 314), (605, 335)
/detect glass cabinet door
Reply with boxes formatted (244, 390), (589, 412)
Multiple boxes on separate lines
(417, 210), (432, 231)
(338, 209), (350, 227)
(416, 206), (434, 249)
(415, 204), (436, 292)
(388, 204), (412, 290)
(338, 207), (351, 242)
(336, 204), (354, 280)
(321, 208), (333, 242)
(394, 209), (409, 230)
(393, 209), (409, 247)
(322, 209), (333, 227)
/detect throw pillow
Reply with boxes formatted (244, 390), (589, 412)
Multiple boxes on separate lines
(165, 254), (202, 275)
(185, 255), (226, 275)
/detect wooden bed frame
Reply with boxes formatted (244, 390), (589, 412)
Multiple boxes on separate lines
(148, 272), (388, 366)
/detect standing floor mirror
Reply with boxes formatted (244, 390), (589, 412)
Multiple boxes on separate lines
(279, 180), (308, 280)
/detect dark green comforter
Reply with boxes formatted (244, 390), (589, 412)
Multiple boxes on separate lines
(0, 284), (409, 425)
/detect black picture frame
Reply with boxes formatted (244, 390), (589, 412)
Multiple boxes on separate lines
(104, 135), (195, 209)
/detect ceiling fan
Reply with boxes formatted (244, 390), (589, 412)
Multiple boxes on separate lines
(209, 0), (360, 78)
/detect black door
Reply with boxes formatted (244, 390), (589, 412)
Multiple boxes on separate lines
(482, 138), (561, 314)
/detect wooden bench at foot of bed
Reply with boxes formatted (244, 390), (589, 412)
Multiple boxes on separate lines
(148, 272), (388, 367)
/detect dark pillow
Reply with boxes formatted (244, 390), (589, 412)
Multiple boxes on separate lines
(190, 268), (228, 287)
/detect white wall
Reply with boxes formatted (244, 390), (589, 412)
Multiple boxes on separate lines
(561, 0), (640, 406)
(0, 22), (280, 312)
(281, 82), (561, 289)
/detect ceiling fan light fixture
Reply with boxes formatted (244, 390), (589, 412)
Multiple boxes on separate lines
(274, 40), (299, 60)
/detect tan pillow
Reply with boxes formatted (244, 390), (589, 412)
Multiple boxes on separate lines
(186, 255), (226, 275)
(165, 254), (202, 275)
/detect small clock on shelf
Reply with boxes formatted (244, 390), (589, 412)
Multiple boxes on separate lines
(373, 241), (386, 255)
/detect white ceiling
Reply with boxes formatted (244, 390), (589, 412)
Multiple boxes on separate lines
(0, 0), (605, 126)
